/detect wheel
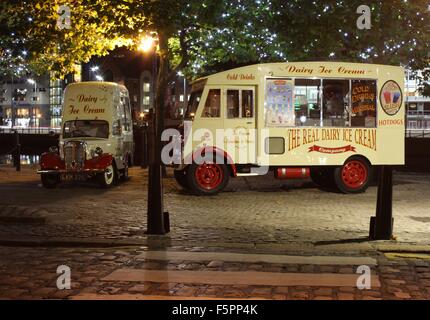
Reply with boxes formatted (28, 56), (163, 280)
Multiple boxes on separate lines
(41, 173), (60, 189)
(310, 167), (335, 188)
(97, 164), (117, 188)
(187, 155), (229, 196)
(174, 169), (189, 189)
(334, 157), (371, 194)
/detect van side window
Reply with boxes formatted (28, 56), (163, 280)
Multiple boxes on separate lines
(242, 90), (254, 118)
(227, 89), (254, 118)
(120, 95), (132, 131)
(322, 79), (349, 127)
(227, 90), (239, 118)
(294, 79), (321, 126)
(202, 89), (221, 118)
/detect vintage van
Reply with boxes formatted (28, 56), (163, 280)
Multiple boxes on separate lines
(38, 82), (134, 188)
(173, 62), (405, 195)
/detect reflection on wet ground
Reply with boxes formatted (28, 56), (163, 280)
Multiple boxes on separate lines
(0, 154), (40, 165)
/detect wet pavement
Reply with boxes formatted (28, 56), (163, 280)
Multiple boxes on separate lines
(0, 165), (429, 300)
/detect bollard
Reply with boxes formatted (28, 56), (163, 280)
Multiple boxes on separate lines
(14, 130), (21, 172)
(369, 166), (393, 240)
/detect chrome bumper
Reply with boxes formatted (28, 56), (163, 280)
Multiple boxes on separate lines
(37, 169), (105, 174)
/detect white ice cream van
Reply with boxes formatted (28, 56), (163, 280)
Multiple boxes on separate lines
(38, 82), (134, 188)
(173, 62), (405, 195)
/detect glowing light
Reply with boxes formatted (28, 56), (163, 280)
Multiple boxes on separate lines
(138, 35), (156, 52)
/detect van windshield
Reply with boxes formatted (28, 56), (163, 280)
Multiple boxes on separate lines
(185, 90), (203, 119)
(63, 120), (109, 139)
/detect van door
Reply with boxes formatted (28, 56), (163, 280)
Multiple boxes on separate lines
(223, 86), (257, 164)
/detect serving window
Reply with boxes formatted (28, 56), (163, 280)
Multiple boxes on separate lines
(264, 78), (377, 128)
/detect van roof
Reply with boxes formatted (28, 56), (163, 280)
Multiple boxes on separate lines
(66, 81), (127, 91)
(192, 61), (404, 84)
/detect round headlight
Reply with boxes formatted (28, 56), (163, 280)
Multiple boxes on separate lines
(95, 147), (103, 156)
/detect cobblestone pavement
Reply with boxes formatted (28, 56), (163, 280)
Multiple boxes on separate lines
(0, 165), (430, 300)
(0, 166), (429, 246)
(0, 245), (429, 300)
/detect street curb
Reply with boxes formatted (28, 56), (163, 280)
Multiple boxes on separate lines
(376, 244), (430, 253)
(0, 236), (429, 255)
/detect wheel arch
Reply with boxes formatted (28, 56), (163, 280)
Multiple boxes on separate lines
(188, 146), (237, 177)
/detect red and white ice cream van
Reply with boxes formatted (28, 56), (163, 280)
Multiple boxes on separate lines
(38, 82), (134, 188)
(172, 62), (405, 195)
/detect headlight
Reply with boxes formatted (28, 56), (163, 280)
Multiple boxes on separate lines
(91, 147), (103, 158)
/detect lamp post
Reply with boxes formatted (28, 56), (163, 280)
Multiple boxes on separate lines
(139, 33), (167, 235)
(27, 78), (36, 128)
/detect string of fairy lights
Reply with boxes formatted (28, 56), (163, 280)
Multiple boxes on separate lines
(0, 0), (429, 80)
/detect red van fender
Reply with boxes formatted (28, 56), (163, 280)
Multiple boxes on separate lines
(185, 146), (237, 177)
(40, 152), (65, 170)
(85, 154), (113, 170)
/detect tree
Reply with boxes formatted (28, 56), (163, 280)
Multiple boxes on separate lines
(0, 0), (429, 233)
(268, 0), (430, 95)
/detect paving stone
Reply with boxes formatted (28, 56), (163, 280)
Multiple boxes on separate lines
(274, 287), (289, 294)
(314, 296), (333, 300)
(313, 288), (333, 296)
(207, 261), (224, 268)
(337, 293), (354, 300)
(394, 292), (411, 299)
(128, 284), (148, 293)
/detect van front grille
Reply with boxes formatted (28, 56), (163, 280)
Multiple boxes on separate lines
(64, 141), (86, 170)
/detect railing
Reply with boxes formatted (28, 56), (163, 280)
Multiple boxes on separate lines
(406, 129), (430, 138)
(407, 110), (430, 117)
(0, 127), (61, 135)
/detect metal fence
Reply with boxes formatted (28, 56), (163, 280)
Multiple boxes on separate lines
(406, 129), (430, 138)
(0, 127), (61, 135)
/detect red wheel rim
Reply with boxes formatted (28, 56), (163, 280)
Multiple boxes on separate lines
(341, 160), (368, 189)
(195, 162), (223, 190)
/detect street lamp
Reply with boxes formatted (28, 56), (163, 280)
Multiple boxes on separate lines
(27, 78), (37, 128)
(89, 65), (99, 81)
(138, 33), (168, 235)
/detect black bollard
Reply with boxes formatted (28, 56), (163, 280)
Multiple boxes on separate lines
(369, 166), (393, 240)
(14, 130), (21, 172)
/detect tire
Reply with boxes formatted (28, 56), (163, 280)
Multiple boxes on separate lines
(97, 164), (117, 188)
(334, 157), (371, 194)
(187, 155), (229, 196)
(41, 173), (60, 189)
(174, 169), (189, 190)
(310, 167), (335, 188)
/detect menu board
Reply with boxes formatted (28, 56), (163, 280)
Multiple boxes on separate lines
(351, 81), (376, 116)
(265, 79), (294, 127)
